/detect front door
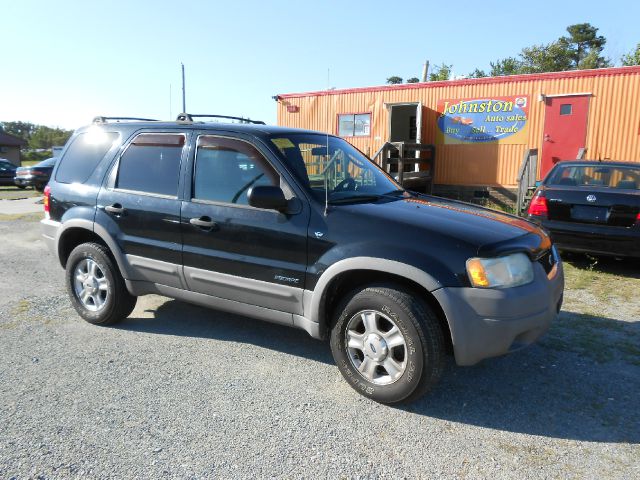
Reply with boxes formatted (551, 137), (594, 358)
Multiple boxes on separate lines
(540, 95), (590, 178)
(180, 134), (309, 315)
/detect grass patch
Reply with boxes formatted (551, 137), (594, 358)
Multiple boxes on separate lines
(0, 212), (43, 222)
(563, 259), (639, 306)
(482, 201), (517, 215)
(21, 160), (40, 167)
(12, 300), (31, 315)
(0, 186), (42, 200)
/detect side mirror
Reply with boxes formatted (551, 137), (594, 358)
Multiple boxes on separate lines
(248, 185), (288, 212)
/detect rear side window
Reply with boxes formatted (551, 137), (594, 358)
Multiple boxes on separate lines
(116, 133), (185, 196)
(193, 136), (278, 205)
(55, 131), (119, 184)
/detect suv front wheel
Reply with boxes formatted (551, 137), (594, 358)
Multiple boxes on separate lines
(65, 242), (137, 325)
(330, 284), (445, 404)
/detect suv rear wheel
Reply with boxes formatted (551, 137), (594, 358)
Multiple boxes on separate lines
(330, 284), (445, 404)
(65, 242), (137, 325)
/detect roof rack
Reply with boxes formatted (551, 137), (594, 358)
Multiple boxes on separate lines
(92, 116), (159, 124)
(176, 113), (266, 125)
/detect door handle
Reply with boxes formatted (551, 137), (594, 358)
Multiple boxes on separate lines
(105, 203), (125, 214)
(190, 216), (217, 229)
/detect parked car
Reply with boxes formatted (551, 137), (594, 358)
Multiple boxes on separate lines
(41, 115), (564, 404)
(527, 160), (640, 258)
(0, 159), (18, 186)
(14, 157), (57, 190)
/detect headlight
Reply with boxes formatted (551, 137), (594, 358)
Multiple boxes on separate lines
(466, 252), (534, 289)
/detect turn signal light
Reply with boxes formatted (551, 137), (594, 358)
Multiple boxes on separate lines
(527, 194), (548, 218)
(43, 185), (51, 215)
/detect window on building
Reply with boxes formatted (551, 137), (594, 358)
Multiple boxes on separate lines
(560, 104), (572, 116)
(56, 131), (119, 184)
(338, 113), (371, 137)
(193, 136), (278, 205)
(116, 133), (185, 196)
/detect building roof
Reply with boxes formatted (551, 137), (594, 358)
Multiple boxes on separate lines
(0, 131), (27, 147)
(278, 65), (640, 99)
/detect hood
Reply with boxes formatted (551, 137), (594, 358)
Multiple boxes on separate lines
(340, 194), (550, 257)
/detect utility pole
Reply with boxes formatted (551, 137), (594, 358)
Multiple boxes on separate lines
(181, 63), (186, 113)
(421, 60), (429, 82)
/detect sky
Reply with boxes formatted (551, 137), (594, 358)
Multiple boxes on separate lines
(1, 0), (639, 130)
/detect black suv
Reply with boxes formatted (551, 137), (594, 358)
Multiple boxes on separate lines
(42, 115), (564, 404)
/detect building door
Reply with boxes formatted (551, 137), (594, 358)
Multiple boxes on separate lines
(540, 95), (590, 178)
(389, 103), (422, 144)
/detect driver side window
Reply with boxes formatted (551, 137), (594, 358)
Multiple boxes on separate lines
(193, 136), (279, 205)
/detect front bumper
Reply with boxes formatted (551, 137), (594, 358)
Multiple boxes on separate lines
(433, 256), (564, 366)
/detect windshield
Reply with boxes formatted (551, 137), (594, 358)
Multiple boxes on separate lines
(269, 133), (402, 202)
(547, 163), (640, 190)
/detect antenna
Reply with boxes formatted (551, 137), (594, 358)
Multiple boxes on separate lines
(181, 63), (186, 113)
(325, 67), (331, 216)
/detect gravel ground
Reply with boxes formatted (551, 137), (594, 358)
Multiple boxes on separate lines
(1, 217), (639, 479)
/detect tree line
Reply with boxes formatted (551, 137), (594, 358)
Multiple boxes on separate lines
(387, 23), (640, 84)
(0, 121), (73, 150)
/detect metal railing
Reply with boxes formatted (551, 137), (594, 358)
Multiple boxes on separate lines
(515, 148), (538, 215)
(371, 142), (436, 193)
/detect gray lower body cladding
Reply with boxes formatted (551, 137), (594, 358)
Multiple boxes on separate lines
(433, 261), (564, 366)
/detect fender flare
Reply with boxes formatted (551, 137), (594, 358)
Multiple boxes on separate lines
(306, 256), (443, 325)
(56, 219), (133, 279)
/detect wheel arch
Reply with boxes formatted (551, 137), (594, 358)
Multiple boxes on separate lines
(308, 258), (453, 352)
(56, 220), (131, 279)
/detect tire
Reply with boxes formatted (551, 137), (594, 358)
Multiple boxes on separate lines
(330, 284), (445, 404)
(65, 242), (137, 325)
(35, 184), (44, 192)
(16, 185), (26, 190)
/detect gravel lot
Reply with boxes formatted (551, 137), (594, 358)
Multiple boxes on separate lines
(1, 216), (638, 479)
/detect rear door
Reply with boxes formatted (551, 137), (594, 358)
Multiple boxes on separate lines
(180, 133), (309, 314)
(97, 131), (188, 288)
(540, 95), (590, 178)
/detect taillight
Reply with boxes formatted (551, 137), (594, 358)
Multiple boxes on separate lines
(527, 193), (548, 218)
(43, 185), (51, 214)
(635, 212), (640, 225)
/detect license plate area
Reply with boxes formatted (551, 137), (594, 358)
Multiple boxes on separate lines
(570, 205), (609, 223)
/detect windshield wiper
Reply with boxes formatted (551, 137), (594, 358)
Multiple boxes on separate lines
(382, 189), (407, 196)
(328, 194), (383, 205)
